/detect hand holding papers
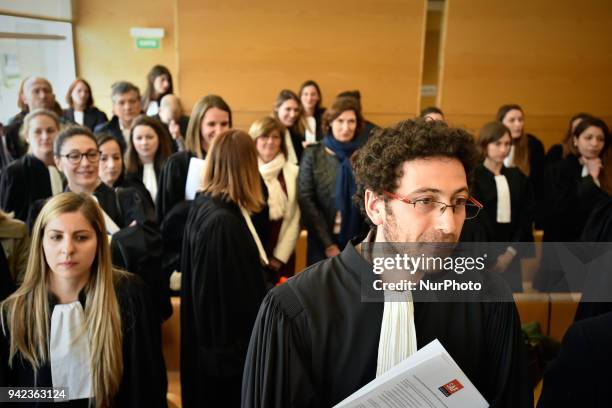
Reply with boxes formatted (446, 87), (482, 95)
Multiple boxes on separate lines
(334, 339), (488, 408)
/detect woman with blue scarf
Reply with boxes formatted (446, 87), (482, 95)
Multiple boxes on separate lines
(298, 96), (365, 265)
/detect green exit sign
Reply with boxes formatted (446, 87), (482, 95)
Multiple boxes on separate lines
(136, 38), (160, 49)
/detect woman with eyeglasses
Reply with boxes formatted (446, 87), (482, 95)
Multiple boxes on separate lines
(0, 109), (63, 225)
(471, 122), (535, 292)
(298, 96), (366, 265)
(53, 126), (170, 321)
(0, 192), (167, 407)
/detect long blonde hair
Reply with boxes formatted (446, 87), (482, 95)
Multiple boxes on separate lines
(0, 193), (123, 408)
(201, 129), (264, 213)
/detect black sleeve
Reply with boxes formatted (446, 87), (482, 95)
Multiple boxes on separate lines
(484, 300), (533, 408)
(529, 136), (547, 229)
(242, 285), (318, 408)
(298, 148), (334, 248)
(96, 108), (109, 128)
(156, 154), (187, 225)
(187, 214), (266, 376)
(513, 174), (535, 249)
(114, 273), (168, 408)
(537, 322), (590, 407)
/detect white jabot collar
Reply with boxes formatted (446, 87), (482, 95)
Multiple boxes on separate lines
(376, 290), (417, 377)
(50, 301), (93, 401)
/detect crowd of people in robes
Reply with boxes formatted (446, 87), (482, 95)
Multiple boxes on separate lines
(0, 65), (611, 407)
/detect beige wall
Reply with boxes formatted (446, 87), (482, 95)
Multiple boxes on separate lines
(73, 0), (178, 117)
(176, 0), (426, 129)
(438, 0), (612, 148)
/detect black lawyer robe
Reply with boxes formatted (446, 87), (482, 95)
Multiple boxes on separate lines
(63, 107), (108, 132)
(93, 183), (171, 321)
(242, 241), (532, 408)
(534, 154), (610, 292)
(180, 193), (267, 408)
(537, 311), (612, 408)
(0, 154), (54, 223)
(525, 133), (546, 229)
(156, 150), (195, 225)
(0, 272), (168, 407)
(471, 164), (535, 291)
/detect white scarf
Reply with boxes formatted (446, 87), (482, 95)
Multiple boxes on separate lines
(259, 154), (287, 221)
(142, 163), (158, 201)
(240, 206), (269, 265)
(494, 174), (511, 223)
(376, 290), (417, 377)
(50, 301), (94, 401)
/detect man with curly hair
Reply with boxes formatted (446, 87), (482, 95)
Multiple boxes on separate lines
(243, 119), (532, 408)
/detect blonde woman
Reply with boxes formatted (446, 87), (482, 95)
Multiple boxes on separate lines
(249, 117), (300, 278)
(0, 192), (167, 407)
(181, 130), (267, 407)
(156, 95), (231, 283)
(156, 94), (231, 223)
(0, 109), (63, 223)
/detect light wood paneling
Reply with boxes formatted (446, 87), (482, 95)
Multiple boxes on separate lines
(439, 0), (612, 148)
(176, 0), (427, 130)
(73, 0), (178, 116)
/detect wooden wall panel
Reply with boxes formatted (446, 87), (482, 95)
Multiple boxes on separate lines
(176, 0), (426, 129)
(73, 0), (178, 117)
(439, 0), (612, 148)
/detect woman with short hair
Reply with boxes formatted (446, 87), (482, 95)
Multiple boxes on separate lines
(181, 129), (267, 407)
(0, 109), (63, 224)
(249, 116), (300, 279)
(298, 96), (365, 265)
(63, 78), (108, 131)
(0, 192), (167, 407)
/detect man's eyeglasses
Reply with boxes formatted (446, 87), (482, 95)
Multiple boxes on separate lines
(58, 149), (101, 164)
(382, 191), (483, 220)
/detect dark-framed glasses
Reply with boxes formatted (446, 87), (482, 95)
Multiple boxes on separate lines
(59, 149), (101, 164)
(383, 190), (483, 220)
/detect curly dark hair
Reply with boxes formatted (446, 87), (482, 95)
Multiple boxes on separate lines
(351, 118), (479, 225)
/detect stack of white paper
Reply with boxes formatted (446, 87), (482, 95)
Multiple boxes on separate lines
(334, 339), (489, 408)
(185, 157), (206, 200)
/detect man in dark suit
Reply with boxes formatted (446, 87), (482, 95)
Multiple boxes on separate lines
(537, 311), (612, 407)
(94, 81), (142, 152)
